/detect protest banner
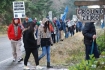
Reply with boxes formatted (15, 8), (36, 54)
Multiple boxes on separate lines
(13, 1), (25, 18)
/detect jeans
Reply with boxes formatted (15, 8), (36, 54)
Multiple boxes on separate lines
(51, 34), (56, 43)
(56, 30), (60, 42)
(65, 32), (69, 38)
(38, 46), (50, 62)
(85, 44), (99, 60)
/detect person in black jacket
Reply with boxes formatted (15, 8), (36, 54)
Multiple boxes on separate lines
(23, 21), (42, 70)
(82, 22), (100, 60)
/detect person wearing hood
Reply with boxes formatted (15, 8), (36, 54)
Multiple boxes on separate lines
(23, 20), (42, 70)
(7, 18), (23, 62)
(37, 18), (53, 68)
(82, 22), (100, 60)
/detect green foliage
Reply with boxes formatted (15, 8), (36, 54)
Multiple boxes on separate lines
(66, 0), (77, 19)
(97, 33), (105, 52)
(0, 0), (14, 13)
(25, 0), (53, 20)
(69, 54), (105, 70)
(0, 0), (80, 25)
(0, 0), (53, 25)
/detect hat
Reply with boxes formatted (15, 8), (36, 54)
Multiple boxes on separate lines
(39, 21), (42, 24)
(36, 21), (40, 26)
(42, 18), (48, 24)
(28, 18), (33, 22)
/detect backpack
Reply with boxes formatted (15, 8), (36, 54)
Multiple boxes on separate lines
(49, 23), (54, 32)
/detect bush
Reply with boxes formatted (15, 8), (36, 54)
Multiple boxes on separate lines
(69, 54), (105, 70)
(97, 33), (105, 53)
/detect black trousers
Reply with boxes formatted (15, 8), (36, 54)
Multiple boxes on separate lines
(76, 26), (78, 33)
(85, 44), (99, 60)
(24, 48), (39, 66)
(51, 34), (56, 43)
(68, 27), (73, 36)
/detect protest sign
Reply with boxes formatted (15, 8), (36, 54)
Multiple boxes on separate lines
(77, 8), (105, 22)
(13, 1), (25, 18)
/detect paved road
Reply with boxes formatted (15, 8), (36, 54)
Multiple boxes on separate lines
(0, 36), (24, 62)
(0, 36), (68, 70)
(0, 36), (12, 62)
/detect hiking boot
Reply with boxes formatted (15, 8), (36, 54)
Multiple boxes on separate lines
(47, 62), (53, 68)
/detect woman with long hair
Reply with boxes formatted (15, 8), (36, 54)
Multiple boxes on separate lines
(23, 21), (42, 70)
(37, 18), (53, 68)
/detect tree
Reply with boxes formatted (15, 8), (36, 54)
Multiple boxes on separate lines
(25, 0), (53, 20)
(0, 0), (53, 25)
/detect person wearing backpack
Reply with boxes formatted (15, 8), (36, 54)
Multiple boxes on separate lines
(49, 21), (56, 43)
(37, 18), (53, 68)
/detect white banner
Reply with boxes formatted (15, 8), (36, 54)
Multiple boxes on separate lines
(48, 11), (52, 20)
(72, 15), (77, 21)
(61, 14), (64, 19)
(13, 1), (25, 18)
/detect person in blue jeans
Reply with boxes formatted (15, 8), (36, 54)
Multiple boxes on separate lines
(37, 18), (53, 68)
(55, 18), (61, 42)
(38, 46), (50, 63)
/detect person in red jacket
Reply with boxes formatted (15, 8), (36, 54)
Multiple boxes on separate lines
(7, 18), (23, 62)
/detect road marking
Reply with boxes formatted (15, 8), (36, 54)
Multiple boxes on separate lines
(0, 57), (12, 64)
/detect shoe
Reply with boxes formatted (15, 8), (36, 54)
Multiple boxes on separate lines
(47, 65), (53, 68)
(47, 62), (53, 68)
(36, 65), (43, 69)
(13, 59), (16, 62)
(18, 58), (23, 62)
(23, 66), (30, 70)
(60, 39), (63, 41)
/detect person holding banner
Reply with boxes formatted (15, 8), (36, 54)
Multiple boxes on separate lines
(7, 18), (23, 62)
(82, 22), (100, 60)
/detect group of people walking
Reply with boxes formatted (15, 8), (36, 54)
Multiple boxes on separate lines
(7, 17), (54, 69)
(7, 16), (99, 70)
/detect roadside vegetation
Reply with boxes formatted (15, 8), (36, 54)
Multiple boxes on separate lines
(28, 28), (105, 70)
